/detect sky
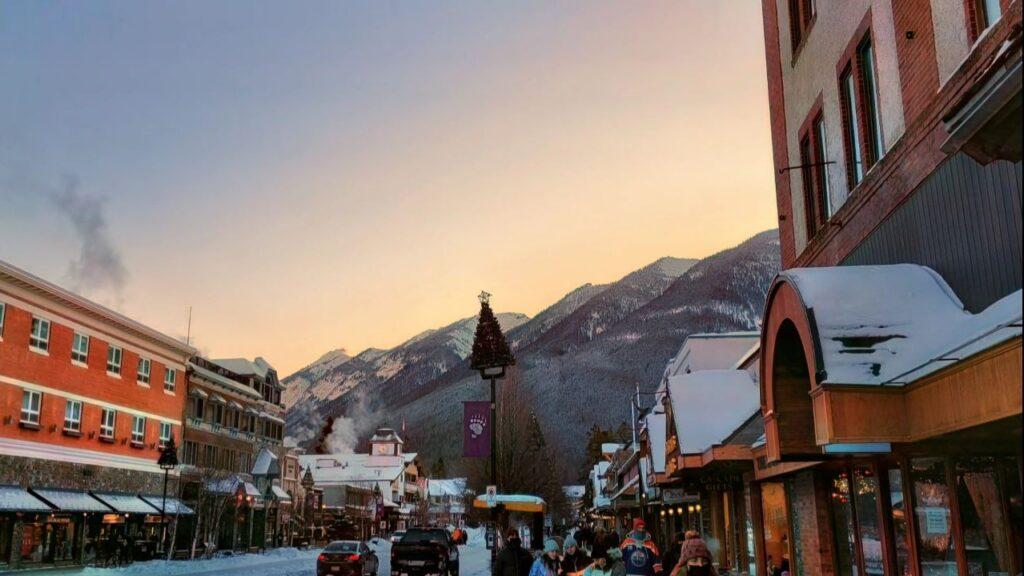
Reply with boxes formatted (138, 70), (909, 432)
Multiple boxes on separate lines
(0, 1), (777, 375)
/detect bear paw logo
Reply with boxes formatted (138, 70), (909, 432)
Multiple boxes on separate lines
(469, 415), (486, 438)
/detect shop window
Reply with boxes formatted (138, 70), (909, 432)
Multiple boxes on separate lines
(955, 457), (1014, 574)
(761, 482), (794, 575)
(830, 470), (858, 576)
(910, 457), (957, 575)
(853, 468), (883, 575)
(886, 467), (912, 576)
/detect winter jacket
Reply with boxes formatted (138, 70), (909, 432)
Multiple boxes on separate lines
(562, 550), (592, 575)
(661, 540), (683, 576)
(529, 556), (562, 576)
(495, 542), (535, 576)
(620, 531), (662, 576)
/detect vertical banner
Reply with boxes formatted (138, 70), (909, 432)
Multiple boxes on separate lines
(463, 401), (491, 458)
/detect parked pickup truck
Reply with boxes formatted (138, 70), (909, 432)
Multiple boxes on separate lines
(390, 528), (459, 576)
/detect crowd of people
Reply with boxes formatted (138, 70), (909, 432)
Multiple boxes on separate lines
(494, 519), (719, 576)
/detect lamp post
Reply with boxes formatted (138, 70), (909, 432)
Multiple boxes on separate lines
(469, 291), (515, 566)
(372, 483), (382, 538)
(157, 436), (179, 555)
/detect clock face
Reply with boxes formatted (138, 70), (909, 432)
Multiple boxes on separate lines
(375, 443), (394, 455)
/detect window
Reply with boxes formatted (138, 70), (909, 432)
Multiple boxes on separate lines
(887, 467), (912, 576)
(164, 368), (176, 392)
(788, 0), (816, 55)
(131, 415), (146, 445)
(64, 399), (82, 433)
(29, 317), (50, 352)
(955, 457), (1015, 574)
(0, 301), (6, 337)
(71, 332), (89, 364)
(970, 0), (1002, 38)
(839, 33), (884, 192)
(183, 440), (198, 465)
(213, 403), (223, 426)
(100, 408), (116, 440)
(798, 106), (832, 241)
(191, 396), (205, 420)
(857, 38), (884, 163)
(159, 422), (172, 448)
(20, 390), (41, 425)
(107, 345), (122, 375)
(814, 116), (832, 218)
(910, 457), (957, 574)
(136, 357), (151, 384)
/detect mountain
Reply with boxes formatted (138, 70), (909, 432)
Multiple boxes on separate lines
(282, 312), (529, 445)
(283, 230), (780, 476)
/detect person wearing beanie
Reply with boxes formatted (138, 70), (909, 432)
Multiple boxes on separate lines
(620, 519), (662, 576)
(561, 536), (591, 576)
(529, 539), (562, 576)
(496, 528), (534, 576)
(672, 538), (716, 576)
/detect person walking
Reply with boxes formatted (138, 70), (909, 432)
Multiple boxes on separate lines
(620, 519), (661, 576)
(671, 537), (716, 576)
(495, 528), (535, 576)
(561, 536), (591, 576)
(530, 539), (563, 576)
(661, 532), (685, 576)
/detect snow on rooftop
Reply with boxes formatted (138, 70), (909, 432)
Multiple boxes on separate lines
(783, 265), (1022, 386)
(0, 485), (52, 512)
(600, 443), (622, 454)
(299, 453), (405, 486)
(428, 478), (468, 497)
(644, 412), (667, 474)
(668, 369), (760, 455)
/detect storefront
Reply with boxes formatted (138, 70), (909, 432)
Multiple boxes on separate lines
(753, 266), (1023, 576)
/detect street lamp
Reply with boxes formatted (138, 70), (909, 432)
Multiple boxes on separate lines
(469, 291), (515, 566)
(372, 483), (382, 537)
(157, 436), (179, 555)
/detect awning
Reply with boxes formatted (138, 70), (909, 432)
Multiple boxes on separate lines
(139, 496), (195, 516)
(90, 493), (161, 514)
(668, 370), (759, 455)
(0, 485), (53, 513)
(189, 388), (208, 399)
(472, 494), (546, 513)
(246, 407), (261, 416)
(31, 488), (112, 513)
(270, 486), (292, 502)
(227, 400), (244, 410)
(264, 413), (285, 425)
(209, 393), (227, 405)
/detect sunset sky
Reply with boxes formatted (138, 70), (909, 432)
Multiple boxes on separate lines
(0, 1), (777, 375)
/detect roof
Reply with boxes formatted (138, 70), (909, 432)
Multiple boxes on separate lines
(644, 413), (667, 474)
(188, 362), (262, 400)
(370, 428), (404, 444)
(562, 485), (585, 498)
(138, 495), (195, 515)
(428, 478), (468, 497)
(252, 447), (281, 477)
(473, 494), (545, 513)
(0, 485), (53, 513)
(212, 357), (274, 379)
(668, 370), (760, 455)
(0, 259), (196, 358)
(270, 486), (292, 502)
(664, 332), (760, 379)
(779, 265), (1022, 386)
(298, 453), (405, 488)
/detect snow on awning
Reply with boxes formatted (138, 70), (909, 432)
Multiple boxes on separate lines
(139, 495), (195, 516)
(246, 407), (261, 416)
(188, 388), (208, 399)
(270, 486), (292, 502)
(90, 492), (161, 514)
(263, 412), (285, 425)
(644, 413), (667, 474)
(31, 488), (112, 513)
(0, 485), (53, 513)
(781, 265), (1022, 386)
(668, 370), (759, 455)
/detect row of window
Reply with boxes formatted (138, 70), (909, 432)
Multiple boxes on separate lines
(0, 302), (178, 392)
(189, 396), (285, 441)
(181, 439), (253, 473)
(19, 389), (173, 447)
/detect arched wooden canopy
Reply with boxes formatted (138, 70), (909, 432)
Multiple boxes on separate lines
(760, 265), (1022, 463)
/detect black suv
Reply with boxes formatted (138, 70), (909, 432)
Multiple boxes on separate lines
(390, 528), (459, 576)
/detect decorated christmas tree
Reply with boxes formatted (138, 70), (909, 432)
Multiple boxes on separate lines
(470, 291), (516, 372)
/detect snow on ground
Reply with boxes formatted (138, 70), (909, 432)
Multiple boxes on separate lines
(51, 528), (494, 576)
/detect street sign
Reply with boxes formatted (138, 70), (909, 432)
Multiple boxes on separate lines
(485, 485), (497, 507)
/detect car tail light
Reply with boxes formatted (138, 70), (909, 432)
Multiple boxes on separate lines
(318, 554), (327, 562)
(347, 554), (361, 561)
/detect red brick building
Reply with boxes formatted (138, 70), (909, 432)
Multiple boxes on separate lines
(755, 1), (1021, 575)
(0, 259), (195, 569)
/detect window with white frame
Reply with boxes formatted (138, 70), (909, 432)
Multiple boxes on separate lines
(30, 317), (50, 352)
(72, 332), (90, 364)
(64, 399), (83, 432)
(0, 301), (6, 337)
(107, 345), (122, 375)
(137, 357), (151, 384)
(100, 408), (116, 439)
(159, 421), (172, 448)
(131, 415), (146, 445)
(164, 368), (176, 392)
(20, 390), (42, 425)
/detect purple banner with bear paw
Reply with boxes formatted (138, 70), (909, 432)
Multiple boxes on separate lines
(463, 401), (491, 458)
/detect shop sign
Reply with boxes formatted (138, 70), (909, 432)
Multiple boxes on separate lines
(922, 507), (949, 535)
(661, 489), (697, 504)
(102, 514), (125, 524)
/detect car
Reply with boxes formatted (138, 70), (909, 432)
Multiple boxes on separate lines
(390, 530), (407, 544)
(391, 527), (459, 576)
(317, 540), (380, 576)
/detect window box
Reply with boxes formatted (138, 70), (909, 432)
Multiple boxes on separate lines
(62, 429), (82, 438)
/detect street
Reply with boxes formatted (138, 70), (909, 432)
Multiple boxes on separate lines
(24, 529), (494, 576)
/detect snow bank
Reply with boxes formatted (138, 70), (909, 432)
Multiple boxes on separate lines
(80, 547), (321, 576)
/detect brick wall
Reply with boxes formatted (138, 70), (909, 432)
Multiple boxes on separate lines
(893, 0), (941, 126)
(762, 0), (798, 268)
(790, 470), (836, 576)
